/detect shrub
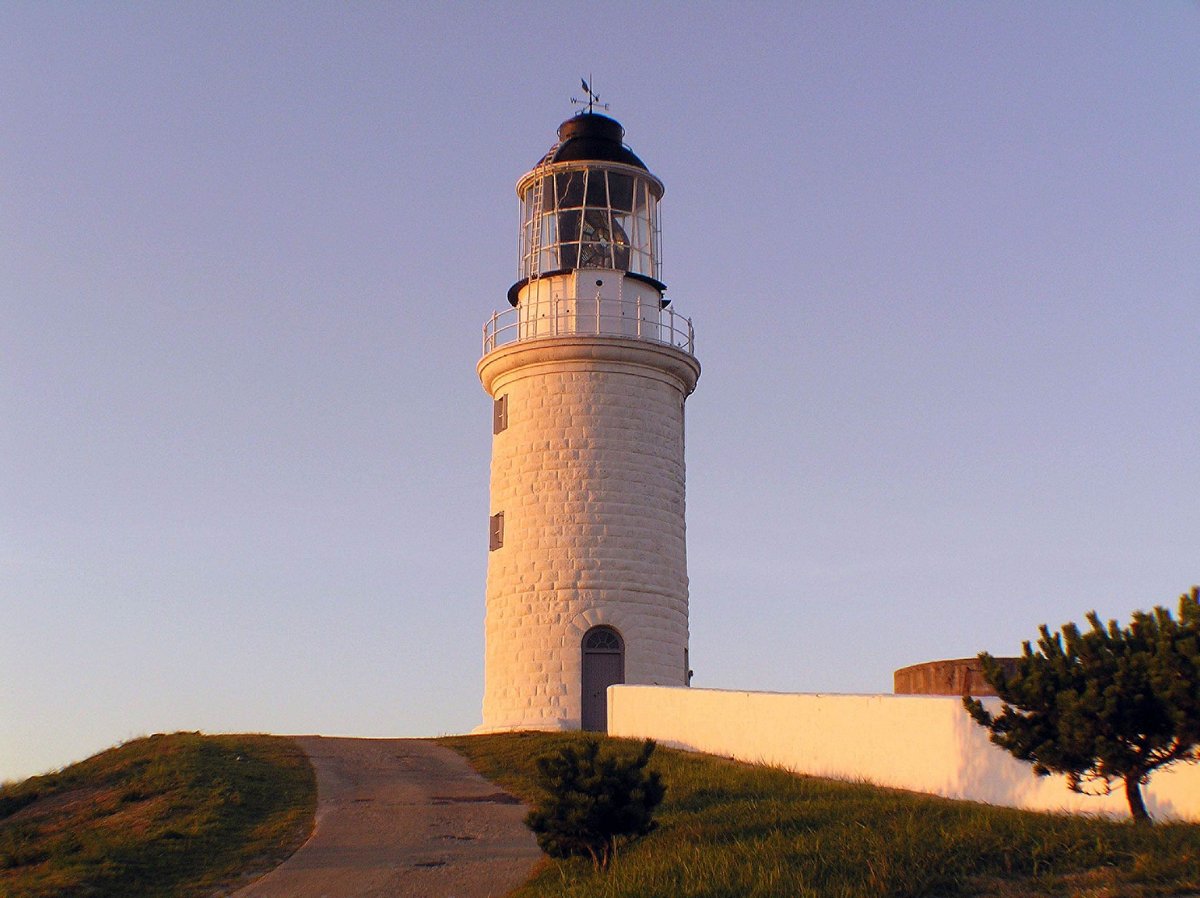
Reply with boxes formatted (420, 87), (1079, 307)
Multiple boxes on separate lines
(524, 738), (665, 870)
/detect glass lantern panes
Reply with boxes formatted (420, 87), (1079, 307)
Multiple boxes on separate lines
(519, 165), (661, 281)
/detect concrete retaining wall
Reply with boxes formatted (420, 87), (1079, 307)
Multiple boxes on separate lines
(608, 685), (1200, 821)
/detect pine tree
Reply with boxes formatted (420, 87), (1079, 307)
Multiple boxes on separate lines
(524, 738), (665, 870)
(965, 587), (1200, 823)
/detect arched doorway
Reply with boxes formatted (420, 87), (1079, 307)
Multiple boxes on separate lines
(581, 626), (624, 732)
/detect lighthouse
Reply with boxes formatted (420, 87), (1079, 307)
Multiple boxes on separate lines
(477, 107), (699, 733)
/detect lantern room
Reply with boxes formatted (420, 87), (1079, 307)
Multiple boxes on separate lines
(507, 113), (666, 308)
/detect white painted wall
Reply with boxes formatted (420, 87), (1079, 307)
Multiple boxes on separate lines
(609, 685), (1200, 822)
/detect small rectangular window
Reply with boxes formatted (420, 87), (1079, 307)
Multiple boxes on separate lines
(493, 394), (508, 434)
(489, 512), (504, 551)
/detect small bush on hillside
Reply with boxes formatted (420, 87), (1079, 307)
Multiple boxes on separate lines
(525, 738), (665, 870)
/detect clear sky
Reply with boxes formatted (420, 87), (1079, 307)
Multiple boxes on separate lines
(3, 3), (1197, 783)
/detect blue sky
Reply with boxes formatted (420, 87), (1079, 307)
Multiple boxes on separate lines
(3, 2), (1197, 782)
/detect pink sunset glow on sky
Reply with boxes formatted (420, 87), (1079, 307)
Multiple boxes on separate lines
(3, 3), (1197, 782)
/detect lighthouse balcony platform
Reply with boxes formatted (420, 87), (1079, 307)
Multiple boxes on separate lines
(482, 294), (695, 356)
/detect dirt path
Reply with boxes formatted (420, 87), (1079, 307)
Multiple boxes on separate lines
(229, 736), (541, 898)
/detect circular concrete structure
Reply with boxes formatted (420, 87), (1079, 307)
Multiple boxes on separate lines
(893, 657), (1019, 697)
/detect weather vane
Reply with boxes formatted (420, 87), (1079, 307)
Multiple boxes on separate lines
(571, 77), (609, 115)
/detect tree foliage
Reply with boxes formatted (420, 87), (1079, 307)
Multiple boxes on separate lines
(524, 738), (665, 870)
(965, 587), (1200, 823)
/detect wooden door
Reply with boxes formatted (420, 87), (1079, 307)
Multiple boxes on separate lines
(581, 627), (624, 732)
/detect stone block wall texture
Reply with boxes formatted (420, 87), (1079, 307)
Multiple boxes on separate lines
(609, 685), (1200, 821)
(477, 337), (700, 732)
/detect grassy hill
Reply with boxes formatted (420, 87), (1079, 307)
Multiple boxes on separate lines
(0, 732), (315, 898)
(5, 730), (1199, 897)
(442, 732), (1200, 898)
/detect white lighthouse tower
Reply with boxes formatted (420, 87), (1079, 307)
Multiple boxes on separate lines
(476, 106), (700, 733)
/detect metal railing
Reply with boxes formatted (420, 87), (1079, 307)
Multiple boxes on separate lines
(482, 295), (695, 355)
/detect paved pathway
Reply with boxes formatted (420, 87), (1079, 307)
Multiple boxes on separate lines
(230, 736), (541, 898)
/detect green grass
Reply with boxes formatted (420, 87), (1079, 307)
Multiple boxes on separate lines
(441, 732), (1200, 898)
(0, 732), (316, 898)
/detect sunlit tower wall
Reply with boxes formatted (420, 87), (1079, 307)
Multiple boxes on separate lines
(477, 111), (700, 733)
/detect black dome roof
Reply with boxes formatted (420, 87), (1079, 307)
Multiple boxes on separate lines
(538, 113), (648, 170)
